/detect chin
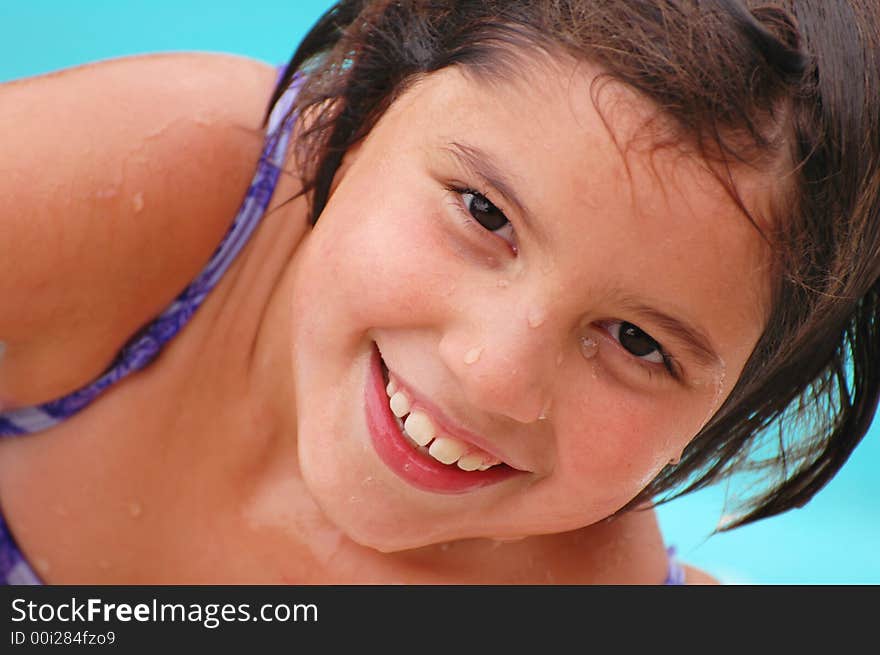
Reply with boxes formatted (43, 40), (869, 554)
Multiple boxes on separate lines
(296, 456), (488, 553)
(349, 529), (439, 554)
(315, 496), (456, 553)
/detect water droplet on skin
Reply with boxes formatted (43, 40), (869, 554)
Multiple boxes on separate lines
(439, 543), (450, 551)
(145, 120), (175, 141)
(580, 336), (599, 359)
(527, 306), (547, 328)
(497, 279), (510, 288)
(132, 192), (145, 213)
(555, 351), (564, 367)
(95, 186), (119, 200)
(128, 501), (143, 519)
(696, 361), (728, 431)
(537, 398), (553, 421)
(403, 463), (412, 472)
(714, 364), (727, 405)
(464, 347), (483, 365)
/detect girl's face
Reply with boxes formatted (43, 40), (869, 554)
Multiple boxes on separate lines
(284, 58), (772, 551)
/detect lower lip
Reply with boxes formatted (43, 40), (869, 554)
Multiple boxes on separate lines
(365, 344), (519, 494)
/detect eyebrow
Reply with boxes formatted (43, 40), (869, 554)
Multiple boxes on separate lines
(619, 298), (723, 371)
(442, 141), (549, 247)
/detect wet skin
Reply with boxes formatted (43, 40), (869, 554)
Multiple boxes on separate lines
(0, 53), (772, 583)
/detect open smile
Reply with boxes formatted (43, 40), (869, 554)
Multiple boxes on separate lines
(365, 343), (523, 493)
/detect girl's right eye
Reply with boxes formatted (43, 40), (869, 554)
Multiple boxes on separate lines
(453, 189), (517, 252)
(461, 190), (509, 232)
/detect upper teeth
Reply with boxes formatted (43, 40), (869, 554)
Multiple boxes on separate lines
(403, 411), (434, 446)
(385, 382), (499, 471)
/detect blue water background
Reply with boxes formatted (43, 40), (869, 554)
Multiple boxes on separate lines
(2, 0), (877, 584)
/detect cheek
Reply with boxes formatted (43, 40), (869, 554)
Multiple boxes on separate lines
(553, 389), (702, 501)
(302, 193), (460, 328)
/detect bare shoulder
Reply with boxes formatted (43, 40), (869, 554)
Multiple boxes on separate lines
(683, 564), (721, 585)
(0, 52), (280, 406)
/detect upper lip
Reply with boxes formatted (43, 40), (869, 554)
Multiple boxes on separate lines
(384, 363), (529, 472)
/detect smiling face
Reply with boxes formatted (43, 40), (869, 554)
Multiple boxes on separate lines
(282, 55), (772, 551)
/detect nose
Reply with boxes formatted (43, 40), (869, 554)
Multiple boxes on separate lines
(438, 301), (557, 424)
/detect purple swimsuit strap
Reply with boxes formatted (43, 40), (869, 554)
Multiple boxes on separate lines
(663, 547), (687, 585)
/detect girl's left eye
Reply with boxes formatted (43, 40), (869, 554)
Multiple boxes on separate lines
(607, 321), (666, 365)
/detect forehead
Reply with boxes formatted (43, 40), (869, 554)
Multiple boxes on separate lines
(372, 57), (773, 365)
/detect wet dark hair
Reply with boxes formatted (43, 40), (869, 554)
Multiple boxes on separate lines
(265, 0), (880, 530)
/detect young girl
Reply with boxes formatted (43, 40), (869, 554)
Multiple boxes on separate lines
(1, 0), (878, 584)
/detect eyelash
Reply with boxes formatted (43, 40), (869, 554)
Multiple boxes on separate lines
(444, 184), (679, 382)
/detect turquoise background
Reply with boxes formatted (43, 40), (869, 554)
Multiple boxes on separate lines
(3, 1), (877, 584)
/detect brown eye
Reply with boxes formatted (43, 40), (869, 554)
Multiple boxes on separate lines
(462, 191), (509, 232)
(612, 321), (665, 364)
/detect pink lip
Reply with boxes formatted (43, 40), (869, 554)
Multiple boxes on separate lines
(365, 344), (521, 494)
